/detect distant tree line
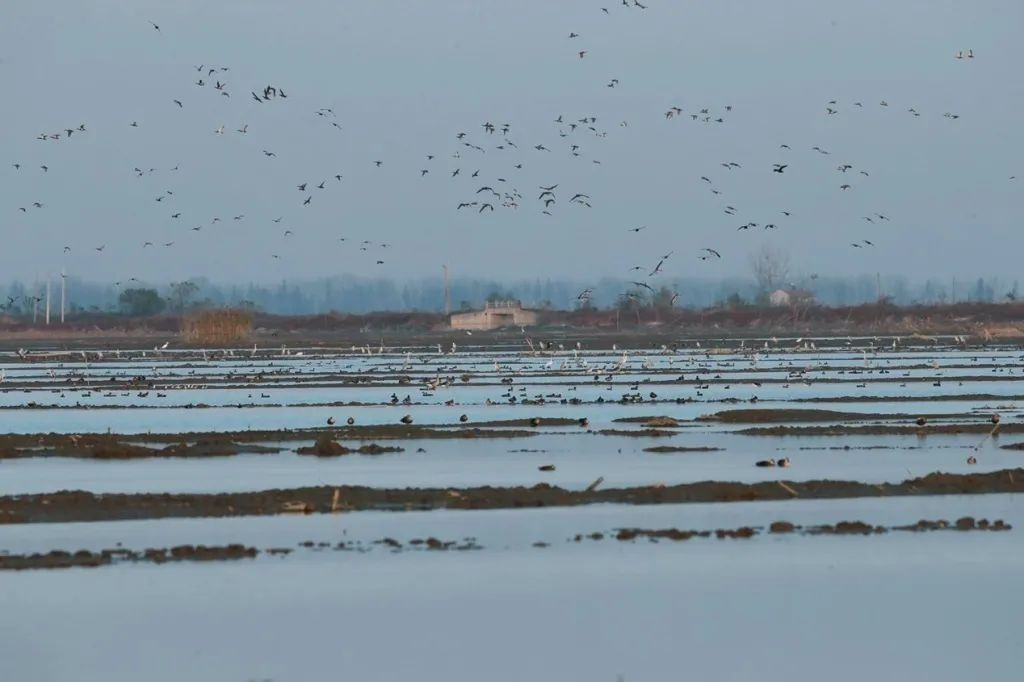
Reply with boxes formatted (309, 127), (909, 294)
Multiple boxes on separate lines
(1, 272), (1018, 318)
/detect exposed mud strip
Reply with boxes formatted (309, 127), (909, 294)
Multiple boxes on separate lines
(2, 468), (1023, 525)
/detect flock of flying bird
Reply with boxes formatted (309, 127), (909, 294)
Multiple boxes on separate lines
(2, 4), (1001, 311)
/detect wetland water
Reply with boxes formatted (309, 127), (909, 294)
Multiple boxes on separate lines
(2, 340), (1022, 680)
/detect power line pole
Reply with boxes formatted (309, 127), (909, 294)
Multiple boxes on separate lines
(45, 277), (51, 325)
(443, 264), (451, 315)
(60, 271), (66, 323)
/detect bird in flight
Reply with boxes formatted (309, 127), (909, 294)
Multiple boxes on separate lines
(649, 251), (672, 276)
(772, 164), (787, 174)
(701, 248), (722, 259)
(149, 21), (160, 32)
(629, 226), (646, 233)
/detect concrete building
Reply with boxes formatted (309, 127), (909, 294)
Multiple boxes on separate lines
(769, 288), (815, 307)
(449, 300), (539, 331)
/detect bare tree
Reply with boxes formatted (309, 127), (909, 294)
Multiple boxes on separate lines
(168, 280), (199, 313)
(750, 246), (791, 295)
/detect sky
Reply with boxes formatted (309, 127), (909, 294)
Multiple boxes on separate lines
(1, 0), (1022, 287)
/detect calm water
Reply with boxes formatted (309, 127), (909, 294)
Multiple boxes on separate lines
(2, 344), (1023, 681)
(2, 496), (1022, 682)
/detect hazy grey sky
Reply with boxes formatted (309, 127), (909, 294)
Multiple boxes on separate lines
(2, 0), (1022, 285)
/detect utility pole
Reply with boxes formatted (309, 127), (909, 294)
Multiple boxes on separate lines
(442, 264), (451, 315)
(45, 277), (51, 325)
(32, 278), (38, 324)
(60, 271), (66, 323)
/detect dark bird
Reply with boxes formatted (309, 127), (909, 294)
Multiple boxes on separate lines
(631, 281), (655, 293)
(479, 203), (494, 212)
(303, 196), (312, 205)
(628, 225), (646, 233)
(772, 164), (787, 173)
(647, 250), (671, 274)
(701, 248), (722, 258)
(173, 99), (183, 108)
(149, 21), (160, 32)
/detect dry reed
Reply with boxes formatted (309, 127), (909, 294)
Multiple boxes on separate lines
(182, 309), (253, 345)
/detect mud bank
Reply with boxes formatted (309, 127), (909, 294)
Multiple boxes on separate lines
(3, 516), (1008, 571)
(3, 468), (1023, 525)
(737, 423), (1018, 436)
(0, 544), (258, 570)
(295, 437), (404, 457)
(0, 425), (542, 460)
(698, 408), (970, 423)
(610, 517), (1010, 542)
